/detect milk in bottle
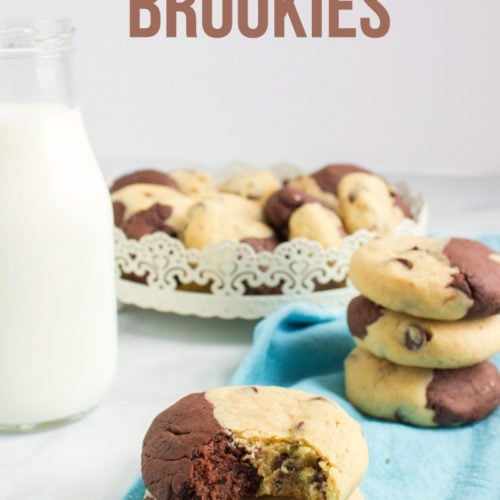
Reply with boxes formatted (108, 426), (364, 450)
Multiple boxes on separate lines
(0, 19), (117, 430)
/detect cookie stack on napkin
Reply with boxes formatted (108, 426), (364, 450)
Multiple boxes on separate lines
(344, 235), (500, 427)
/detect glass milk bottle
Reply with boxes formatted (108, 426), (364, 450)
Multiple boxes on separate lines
(0, 19), (117, 430)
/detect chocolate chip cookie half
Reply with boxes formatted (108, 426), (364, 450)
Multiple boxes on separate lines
(141, 386), (369, 500)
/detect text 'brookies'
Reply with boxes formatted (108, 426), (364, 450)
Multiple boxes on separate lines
(130, 0), (391, 39)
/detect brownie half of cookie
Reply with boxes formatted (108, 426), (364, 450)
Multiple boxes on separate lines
(443, 238), (500, 319)
(110, 169), (179, 193)
(264, 186), (326, 238)
(345, 347), (500, 427)
(311, 164), (368, 196)
(113, 202), (176, 240)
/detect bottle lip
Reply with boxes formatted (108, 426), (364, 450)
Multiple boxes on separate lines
(0, 18), (75, 57)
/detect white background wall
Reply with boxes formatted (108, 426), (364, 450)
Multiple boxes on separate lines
(3, 1), (500, 175)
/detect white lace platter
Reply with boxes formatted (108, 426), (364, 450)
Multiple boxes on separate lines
(115, 181), (428, 319)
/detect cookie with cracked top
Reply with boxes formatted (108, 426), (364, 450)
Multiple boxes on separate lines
(141, 386), (368, 500)
(347, 296), (500, 368)
(344, 347), (500, 427)
(349, 235), (500, 320)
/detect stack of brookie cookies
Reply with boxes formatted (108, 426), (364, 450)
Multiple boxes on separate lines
(141, 386), (369, 500)
(344, 235), (500, 427)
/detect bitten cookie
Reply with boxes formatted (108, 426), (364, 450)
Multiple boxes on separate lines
(265, 186), (345, 247)
(288, 164), (412, 235)
(349, 236), (500, 321)
(141, 386), (369, 500)
(181, 197), (278, 251)
(347, 296), (500, 368)
(344, 347), (500, 427)
(218, 169), (282, 206)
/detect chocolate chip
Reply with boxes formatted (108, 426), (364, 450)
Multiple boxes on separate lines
(404, 325), (431, 350)
(295, 421), (305, 430)
(309, 396), (328, 402)
(394, 409), (407, 422)
(272, 452), (290, 470)
(250, 386), (259, 393)
(392, 258), (414, 269)
(348, 192), (356, 203)
(312, 460), (327, 487)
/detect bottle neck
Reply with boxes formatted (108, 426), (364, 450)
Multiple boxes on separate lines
(0, 19), (76, 107)
(0, 53), (75, 106)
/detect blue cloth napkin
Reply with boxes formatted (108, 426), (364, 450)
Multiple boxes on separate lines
(125, 236), (500, 499)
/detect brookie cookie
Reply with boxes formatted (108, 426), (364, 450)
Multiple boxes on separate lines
(286, 164), (366, 212)
(111, 181), (194, 240)
(141, 386), (369, 500)
(347, 296), (500, 368)
(218, 169), (283, 206)
(337, 171), (412, 235)
(181, 198), (277, 250)
(288, 164), (412, 235)
(344, 347), (500, 427)
(265, 186), (345, 247)
(349, 236), (500, 321)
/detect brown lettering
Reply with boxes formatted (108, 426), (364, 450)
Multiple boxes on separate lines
(202, 0), (232, 37)
(274, 0), (306, 38)
(329, 0), (356, 37)
(311, 0), (322, 37)
(238, 0), (269, 38)
(361, 0), (390, 38)
(130, 0), (161, 37)
(166, 0), (197, 37)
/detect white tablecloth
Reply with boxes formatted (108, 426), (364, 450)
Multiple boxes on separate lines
(1, 173), (499, 499)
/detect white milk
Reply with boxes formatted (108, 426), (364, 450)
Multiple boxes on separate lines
(0, 102), (117, 427)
